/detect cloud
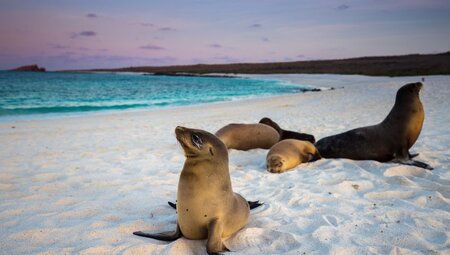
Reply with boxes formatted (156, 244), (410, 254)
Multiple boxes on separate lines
(296, 54), (306, 59)
(262, 37), (270, 42)
(48, 44), (109, 53)
(80, 31), (96, 36)
(49, 43), (70, 49)
(86, 13), (98, 18)
(209, 44), (222, 48)
(71, 31), (96, 39)
(250, 24), (262, 28)
(158, 27), (176, 32)
(337, 4), (350, 10)
(141, 23), (154, 27)
(140, 44), (165, 50)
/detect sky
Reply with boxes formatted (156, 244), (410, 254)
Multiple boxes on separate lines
(0, 0), (449, 70)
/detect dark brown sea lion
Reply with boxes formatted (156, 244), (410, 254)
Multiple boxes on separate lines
(134, 126), (255, 254)
(315, 82), (432, 170)
(259, 117), (315, 143)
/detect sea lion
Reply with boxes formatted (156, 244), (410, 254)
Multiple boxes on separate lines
(266, 139), (321, 173)
(134, 126), (253, 254)
(315, 82), (433, 170)
(259, 117), (316, 143)
(215, 123), (280, 150)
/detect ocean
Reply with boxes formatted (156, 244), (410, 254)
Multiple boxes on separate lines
(0, 71), (316, 120)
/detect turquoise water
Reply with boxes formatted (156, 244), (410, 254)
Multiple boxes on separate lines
(0, 71), (314, 119)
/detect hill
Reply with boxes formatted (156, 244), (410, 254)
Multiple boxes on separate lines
(83, 52), (450, 77)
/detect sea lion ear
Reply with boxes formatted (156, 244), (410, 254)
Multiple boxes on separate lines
(209, 147), (214, 156)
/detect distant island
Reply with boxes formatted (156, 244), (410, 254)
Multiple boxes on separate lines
(11, 64), (46, 72)
(79, 52), (450, 77)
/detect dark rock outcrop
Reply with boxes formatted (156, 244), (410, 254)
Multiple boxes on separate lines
(10, 64), (46, 72)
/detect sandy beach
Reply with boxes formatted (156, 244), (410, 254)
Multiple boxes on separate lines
(0, 74), (449, 254)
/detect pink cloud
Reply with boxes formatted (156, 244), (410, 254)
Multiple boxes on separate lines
(71, 31), (96, 39)
(140, 44), (165, 50)
(86, 13), (98, 18)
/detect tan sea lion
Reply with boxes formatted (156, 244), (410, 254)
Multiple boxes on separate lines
(266, 139), (321, 173)
(315, 82), (433, 170)
(215, 123), (280, 150)
(259, 117), (316, 143)
(134, 126), (254, 254)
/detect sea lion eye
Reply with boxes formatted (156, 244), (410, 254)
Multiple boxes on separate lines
(192, 134), (203, 149)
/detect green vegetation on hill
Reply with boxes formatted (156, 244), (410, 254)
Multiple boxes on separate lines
(85, 52), (450, 77)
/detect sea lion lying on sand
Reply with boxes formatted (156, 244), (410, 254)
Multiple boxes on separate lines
(259, 117), (315, 143)
(315, 82), (432, 170)
(215, 123), (280, 150)
(267, 139), (321, 173)
(134, 126), (261, 254)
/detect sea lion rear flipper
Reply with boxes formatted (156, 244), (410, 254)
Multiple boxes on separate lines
(133, 224), (182, 241)
(207, 218), (229, 255)
(392, 158), (433, 170)
(248, 200), (263, 209)
(410, 160), (433, 170)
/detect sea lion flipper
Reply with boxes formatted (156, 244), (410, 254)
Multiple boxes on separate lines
(133, 224), (182, 241)
(410, 160), (433, 170)
(168, 201), (176, 209)
(169, 200), (264, 210)
(207, 218), (229, 255)
(248, 200), (263, 209)
(409, 152), (419, 158)
(392, 158), (433, 170)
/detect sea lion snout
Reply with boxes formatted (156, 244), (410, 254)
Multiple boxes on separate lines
(175, 126), (186, 135)
(175, 126), (196, 156)
(412, 82), (423, 91)
(267, 155), (284, 173)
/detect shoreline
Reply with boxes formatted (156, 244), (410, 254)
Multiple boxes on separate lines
(0, 85), (326, 124)
(0, 73), (328, 123)
(1, 73), (439, 123)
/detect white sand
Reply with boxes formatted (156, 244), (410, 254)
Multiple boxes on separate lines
(0, 74), (449, 254)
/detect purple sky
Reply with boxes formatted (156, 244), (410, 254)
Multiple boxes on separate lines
(0, 0), (449, 70)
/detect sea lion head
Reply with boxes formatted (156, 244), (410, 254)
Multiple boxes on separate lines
(266, 154), (285, 173)
(259, 117), (282, 133)
(396, 82), (422, 102)
(175, 126), (227, 159)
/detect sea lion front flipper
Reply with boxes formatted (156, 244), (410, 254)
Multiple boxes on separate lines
(133, 224), (182, 241)
(207, 218), (229, 255)
(168, 200), (263, 210)
(391, 158), (433, 170)
(409, 152), (419, 158)
(168, 201), (177, 209)
(248, 200), (263, 209)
